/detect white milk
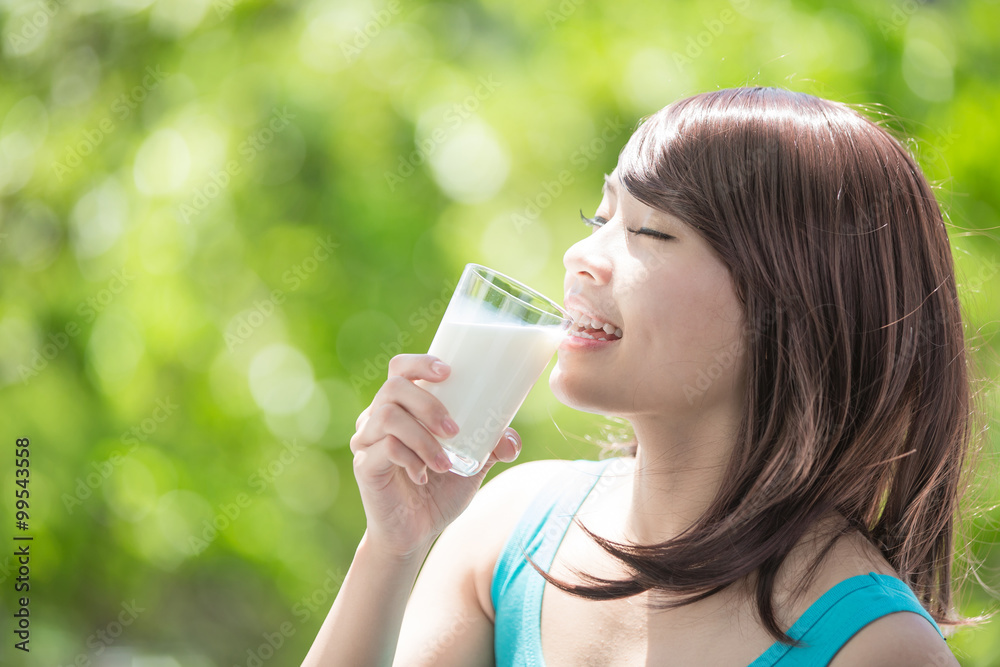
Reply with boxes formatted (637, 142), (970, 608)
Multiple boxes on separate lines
(416, 319), (564, 476)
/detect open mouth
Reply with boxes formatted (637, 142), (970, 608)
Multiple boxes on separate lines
(567, 315), (623, 342)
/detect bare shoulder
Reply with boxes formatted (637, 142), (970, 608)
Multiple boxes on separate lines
(788, 522), (958, 666)
(828, 611), (958, 667)
(473, 458), (572, 514)
(448, 458), (576, 622)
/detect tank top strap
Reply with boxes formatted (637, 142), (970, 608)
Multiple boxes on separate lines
(749, 572), (945, 666)
(492, 457), (621, 667)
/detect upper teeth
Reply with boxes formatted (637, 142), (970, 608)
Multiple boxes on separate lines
(569, 312), (623, 339)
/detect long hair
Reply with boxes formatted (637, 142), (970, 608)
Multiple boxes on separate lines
(529, 87), (991, 645)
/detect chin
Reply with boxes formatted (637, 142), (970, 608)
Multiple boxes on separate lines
(548, 366), (570, 405)
(548, 365), (616, 415)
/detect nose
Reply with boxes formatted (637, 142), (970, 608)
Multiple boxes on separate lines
(563, 225), (614, 287)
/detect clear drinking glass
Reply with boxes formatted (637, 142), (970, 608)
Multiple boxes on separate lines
(415, 264), (572, 477)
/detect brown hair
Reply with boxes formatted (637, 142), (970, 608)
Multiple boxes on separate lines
(529, 87), (992, 646)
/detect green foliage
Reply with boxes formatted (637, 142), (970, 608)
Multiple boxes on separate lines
(0, 0), (998, 664)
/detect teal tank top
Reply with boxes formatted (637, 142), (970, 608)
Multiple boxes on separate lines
(490, 457), (946, 666)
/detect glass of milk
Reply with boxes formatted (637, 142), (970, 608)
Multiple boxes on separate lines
(415, 264), (572, 477)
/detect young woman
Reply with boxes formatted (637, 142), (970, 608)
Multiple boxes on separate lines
(304, 87), (982, 666)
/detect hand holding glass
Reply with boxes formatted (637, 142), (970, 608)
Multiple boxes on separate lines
(415, 264), (572, 477)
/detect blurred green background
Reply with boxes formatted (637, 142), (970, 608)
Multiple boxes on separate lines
(1, 0), (998, 664)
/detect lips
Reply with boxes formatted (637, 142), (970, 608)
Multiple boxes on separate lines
(560, 326), (621, 349)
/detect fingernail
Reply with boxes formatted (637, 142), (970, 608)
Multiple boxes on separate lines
(432, 361), (448, 375)
(418, 471), (428, 484)
(434, 453), (452, 472)
(442, 418), (460, 436)
(506, 433), (520, 452)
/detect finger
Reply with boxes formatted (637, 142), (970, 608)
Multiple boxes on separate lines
(356, 405), (371, 432)
(355, 353), (455, 436)
(357, 403), (453, 473)
(472, 430), (522, 482)
(382, 436), (430, 485)
(369, 375), (460, 440)
(387, 353), (451, 382)
(353, 435), (428, 486)
(493, 428), (521, 463)
(474, 447), (508, 481)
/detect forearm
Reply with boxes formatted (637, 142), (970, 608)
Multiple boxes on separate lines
(302, 531), (433, 667)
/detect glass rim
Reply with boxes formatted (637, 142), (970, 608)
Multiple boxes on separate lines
(465, 263), (572, 323)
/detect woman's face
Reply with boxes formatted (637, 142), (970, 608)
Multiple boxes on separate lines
(549, 169), (748, 423)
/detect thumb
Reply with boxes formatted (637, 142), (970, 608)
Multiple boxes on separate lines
(472, 429), (521, 481)
(496, 428), (520, 462)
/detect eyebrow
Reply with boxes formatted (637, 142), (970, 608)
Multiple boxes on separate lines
(603, 173), (686, 234)
(602, 173), (618, 196)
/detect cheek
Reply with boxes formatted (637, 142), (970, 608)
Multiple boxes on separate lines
(655, 264), (745, 364)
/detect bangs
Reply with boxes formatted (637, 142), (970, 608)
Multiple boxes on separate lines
(615, 100), (691, 218)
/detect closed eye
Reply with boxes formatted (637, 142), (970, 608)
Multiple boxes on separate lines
(580, 209), (675, 241)
(580, 210), (608, 229)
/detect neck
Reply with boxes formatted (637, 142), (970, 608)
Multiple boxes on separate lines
(603, 407), (743, 547)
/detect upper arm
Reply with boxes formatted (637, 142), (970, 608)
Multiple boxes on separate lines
(393, 460), (566, 667)
(828, 612), (959, 667)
